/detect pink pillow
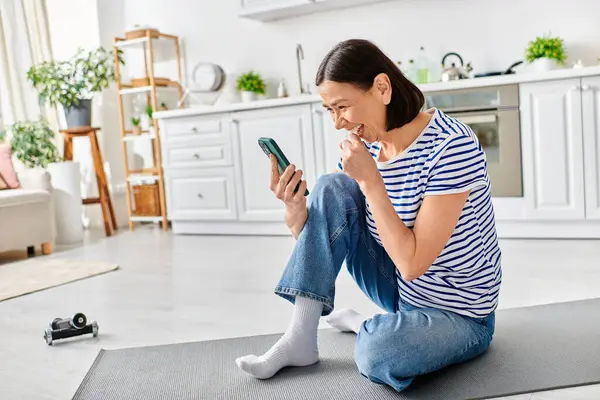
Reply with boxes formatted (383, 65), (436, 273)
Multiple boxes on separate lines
(0, 143), (20, 189)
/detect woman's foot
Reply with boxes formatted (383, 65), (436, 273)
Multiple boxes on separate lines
(235, 332), (319, 379)
(235, 296), (322, 379)
(326, 308), (365, 334)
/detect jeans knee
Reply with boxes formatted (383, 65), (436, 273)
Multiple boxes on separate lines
(354, 316), (415, 381)
(310, 172), (360, 203)
(355, 322), (397, 374)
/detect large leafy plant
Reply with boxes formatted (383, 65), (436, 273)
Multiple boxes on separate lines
(27, 47), (125, 108)
(0, 119), (62, 168)
(525, 33), (567, 64)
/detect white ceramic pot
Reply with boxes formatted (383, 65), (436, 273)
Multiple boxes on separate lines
(47, 161), (83, 244)
(240, 91), (257, 102)
(533, 57), (557, 73)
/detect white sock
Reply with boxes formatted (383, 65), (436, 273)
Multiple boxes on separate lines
(326, 308), (365, 334)
(235, 296), (323, 379)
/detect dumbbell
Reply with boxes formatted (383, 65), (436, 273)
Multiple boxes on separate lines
(43, 312), (99, 346)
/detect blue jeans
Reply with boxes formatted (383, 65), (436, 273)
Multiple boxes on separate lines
(274, 173), (495, 392)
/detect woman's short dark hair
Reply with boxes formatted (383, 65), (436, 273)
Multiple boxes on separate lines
(315, 39), (424, 131)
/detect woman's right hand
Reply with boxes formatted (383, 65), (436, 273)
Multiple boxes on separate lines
(269, 154), (308, 238)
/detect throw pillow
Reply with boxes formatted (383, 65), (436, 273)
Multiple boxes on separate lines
(0, 143), (20, 189)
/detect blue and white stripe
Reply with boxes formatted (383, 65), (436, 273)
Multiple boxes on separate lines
(338, 108), (501, 318)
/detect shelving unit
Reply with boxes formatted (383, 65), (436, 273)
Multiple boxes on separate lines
(113, 29), (183, 231)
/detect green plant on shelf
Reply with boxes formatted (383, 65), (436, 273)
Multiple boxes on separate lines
(131, 116), (142, 135)
(236, 71), (266, 95)
(146, 103), (154, 126)
(27, 47), (125, 109)
(525, 33), (567, 64)
(0, 118), (62, 169)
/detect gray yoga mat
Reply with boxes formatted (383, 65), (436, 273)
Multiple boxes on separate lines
(72, 299), (600, 400)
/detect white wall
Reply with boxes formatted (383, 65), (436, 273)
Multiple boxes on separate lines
(121, 0), (600, 98)
(46, 0), (130, 228)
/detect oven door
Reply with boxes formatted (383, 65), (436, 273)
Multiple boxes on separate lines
(448, 109), (523, 197)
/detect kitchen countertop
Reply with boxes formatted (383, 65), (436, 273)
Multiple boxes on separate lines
(153, 64), (600, 119)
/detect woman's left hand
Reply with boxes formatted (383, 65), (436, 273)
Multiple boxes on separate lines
(340, 133), (381, 188)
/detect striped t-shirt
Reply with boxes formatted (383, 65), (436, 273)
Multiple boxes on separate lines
(337, 108), (502, 318)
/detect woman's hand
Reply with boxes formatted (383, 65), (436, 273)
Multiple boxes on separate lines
(340, 133), (381, 189)
(269, 155), (308, 239)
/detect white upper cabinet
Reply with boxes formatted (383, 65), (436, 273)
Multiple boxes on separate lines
(311, 105), (346, 176)
(231, 105), (316, 222)
(581, 76), (600, 220)
(519, 78), (586, 220)
(239, 0), (394, 22)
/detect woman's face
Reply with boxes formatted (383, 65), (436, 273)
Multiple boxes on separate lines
(318, 74), (391, 143)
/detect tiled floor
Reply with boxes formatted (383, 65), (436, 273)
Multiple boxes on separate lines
(1, 227), (599, 399)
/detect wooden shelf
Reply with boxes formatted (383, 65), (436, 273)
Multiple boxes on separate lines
(130, 216), (163, 222)
(119, 84), (179, 95)
(113, 29), (183, 231)
(123, 131), (156, 141)
(127, 174), (160, 184)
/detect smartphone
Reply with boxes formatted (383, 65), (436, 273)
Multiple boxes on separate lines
(258, 137), (309, 196)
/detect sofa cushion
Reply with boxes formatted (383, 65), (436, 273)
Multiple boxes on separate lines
(0, 188), (51, 208)
(0, 144), (20, 189)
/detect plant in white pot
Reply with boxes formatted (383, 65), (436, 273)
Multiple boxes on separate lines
(236, 71), (266, 102)
(525, 33), (567, 73)
(27, 47), (125, 128)
(0, 118), (84, 243)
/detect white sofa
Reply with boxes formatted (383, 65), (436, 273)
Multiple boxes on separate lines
(0, 168), (55, 255)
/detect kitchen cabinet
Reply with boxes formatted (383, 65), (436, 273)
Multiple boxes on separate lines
(519, 78), (586, 220)
(155, 68), (600, 238)
(231, 105), (316, 222)
(582, 76), (600, 220)
(239, 0), (393, 22)
(165, 167), (238, 221)
(311, 105), (346, 176)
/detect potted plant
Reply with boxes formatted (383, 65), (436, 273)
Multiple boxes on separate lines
(27, 47), (125, 128)
(131, 116), (142, 135)
(236, 71), (266, 102)
(0, 118), (62, 169)
(146, 103), (154, 127)
(525, 33), (567, 72)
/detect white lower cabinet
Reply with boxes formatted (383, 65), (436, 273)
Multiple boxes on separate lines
(231, 105), (316, 222)
(519, 78), (586, 220)
(311, 106), (346, 176)
(165, 167), (238, 221)
(582, 76), (600, 220)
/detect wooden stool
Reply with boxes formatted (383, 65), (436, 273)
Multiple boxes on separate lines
(60, 127), (118, 236)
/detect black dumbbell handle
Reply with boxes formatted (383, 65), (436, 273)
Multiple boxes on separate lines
(51, 324), (94, 340)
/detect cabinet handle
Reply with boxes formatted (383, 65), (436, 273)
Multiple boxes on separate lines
(191, 127), (198, 132)
(312, 109), (322, 115)
(570, 85), (581, 91)
(229, 118), (238, 124)
(193, 153), (200, 159)
(581, 84), (590, 91)
(197, 193), (204, 199)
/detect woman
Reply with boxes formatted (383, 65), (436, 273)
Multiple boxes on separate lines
(236, 39), (501, 392)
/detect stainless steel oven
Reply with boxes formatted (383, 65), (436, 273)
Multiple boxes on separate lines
(425, 84), (523, 197)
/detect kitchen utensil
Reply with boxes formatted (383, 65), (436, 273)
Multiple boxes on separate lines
(441, 52), (471, 82)
(474, 60), (523, 78)
(191, 62), (225, 92)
